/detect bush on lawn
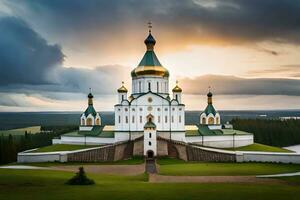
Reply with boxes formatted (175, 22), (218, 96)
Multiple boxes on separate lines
(66, 167), (95, 185)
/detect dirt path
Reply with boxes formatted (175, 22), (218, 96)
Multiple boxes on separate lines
(149, 174), (284, 184)
(50, 164), (145, 175)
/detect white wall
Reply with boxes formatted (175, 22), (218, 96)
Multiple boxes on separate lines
(132, 76), (169, 95)
(186, 135), (254, 148)
(60, 136), (115, 145)
(17, 146), (107, 163)
(114, 93), (185, 132)
(236, 152), (300, 164)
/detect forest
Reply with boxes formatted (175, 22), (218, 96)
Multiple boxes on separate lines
(0, 126), (77, 164)
(232, 119), (300, 147)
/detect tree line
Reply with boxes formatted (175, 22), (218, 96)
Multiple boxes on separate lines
(231, 118), (300, 147)
(0, 126), (77, 164)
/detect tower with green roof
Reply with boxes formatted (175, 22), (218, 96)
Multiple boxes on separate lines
(200, 88), (221, 125)
(79, 89), (102, 131)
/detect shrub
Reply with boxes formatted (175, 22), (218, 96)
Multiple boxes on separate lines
(66, 167), (95, 185)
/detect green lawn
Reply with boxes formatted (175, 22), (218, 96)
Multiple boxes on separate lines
(157, 158), (300, 176)
(224, 143), (292, 152)
(1, 169), (300, 200)
(0, 126), (41, 136)
(32, 144), (101, 152)
(275, 175), (300, 184)
(18, 156), (145, 166)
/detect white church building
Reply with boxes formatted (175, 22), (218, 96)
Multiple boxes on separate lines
(55, 28), (254, 157)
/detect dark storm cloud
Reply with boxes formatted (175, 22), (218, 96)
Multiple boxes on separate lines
(0, 16), (64, 85)
(0, 16), (130, 96)
(5, 0), (300, 46)
(179, 75), (300, 96)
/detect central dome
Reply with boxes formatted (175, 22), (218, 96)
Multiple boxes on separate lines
(131, 33), (169, 78)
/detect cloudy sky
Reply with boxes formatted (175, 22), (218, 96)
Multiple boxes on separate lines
(0, 0), (300, 112)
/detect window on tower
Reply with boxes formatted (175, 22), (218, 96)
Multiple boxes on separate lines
(149, 133), (152, 138)
(132, 116), (135, 123)
(149, 141), (152, 146)
(179, 115), (182, 123)
(158, 116), (161, 123)
(125, 116), (128, 124)
(139, 81), (141, 93)
(157, 82), (159, 92)
(148, 82), (151, 91)
(118, 116), (121, 123)
(165, 116), (168, 123)
(140, 116), (142, 123)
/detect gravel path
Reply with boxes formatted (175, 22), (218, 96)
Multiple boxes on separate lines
(149, 174), (284, 184)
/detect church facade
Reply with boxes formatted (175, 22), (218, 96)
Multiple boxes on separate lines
(55, 28), (254, 158)
(114, 31), (185, 147)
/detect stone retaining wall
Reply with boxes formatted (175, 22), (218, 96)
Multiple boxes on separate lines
(67, 145), (115, 162)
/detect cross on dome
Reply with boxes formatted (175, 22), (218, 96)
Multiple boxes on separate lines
(148, 21), (152, 33)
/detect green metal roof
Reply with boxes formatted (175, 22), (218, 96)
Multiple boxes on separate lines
(144, 121), (156, 129)
(63, 126), (114, 138)
(203, 104), (217, 116)
(138, 50), (162, 66)
(185, 124), (252, 137)
(84, 105), (97, 117)
(198, 125), (223, 136)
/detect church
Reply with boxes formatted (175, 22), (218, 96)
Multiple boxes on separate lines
(55, 27), (254, 158)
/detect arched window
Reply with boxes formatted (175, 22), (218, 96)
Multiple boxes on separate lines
(87, 118), (93, 126)
(122, 95), (124, 101)
(165, 82), (167, 92)
(96, 118), (100, 125)
(179, 115), (182, 123)
(132, 116), (135, 123)
(165, 116), (168, 123)
(139, 81), (141, 93)
(158, 116), (161, 123)
(208, 117), (214, 124)
(125, 116), (128, 124)
(118, 116), (121, 123)
(201, 117), (206, 124)
(171, 115), (174, 123)
(176, 94), (178, 100)
(81, 119), (85, 126)
(148, 82), (151, 91)
(140, 116), (142, 123)
(149, 141), (152, 146)
(157, 82), (159, 92)
(149, 133), (152, 138)
(216, 117), (219, 124)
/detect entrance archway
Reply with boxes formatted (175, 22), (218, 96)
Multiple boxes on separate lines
(147, 150), (154, 159)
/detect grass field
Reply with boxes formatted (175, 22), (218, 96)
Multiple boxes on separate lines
(224, 143), (292, 152)
(32, 144), (101, 152)
(0, 169), (300, 200)
(14, 156), (145, 166)
(0, 126), (41, 136)
(157, 157), (300, 176)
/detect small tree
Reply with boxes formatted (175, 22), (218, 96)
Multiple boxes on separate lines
(66, 167), (95, 185)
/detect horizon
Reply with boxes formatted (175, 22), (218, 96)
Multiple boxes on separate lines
(0, 0), (300, 111)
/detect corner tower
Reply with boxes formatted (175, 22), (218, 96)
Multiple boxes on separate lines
(80, 89), (101, 131)
(200, 88), (221, 125)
